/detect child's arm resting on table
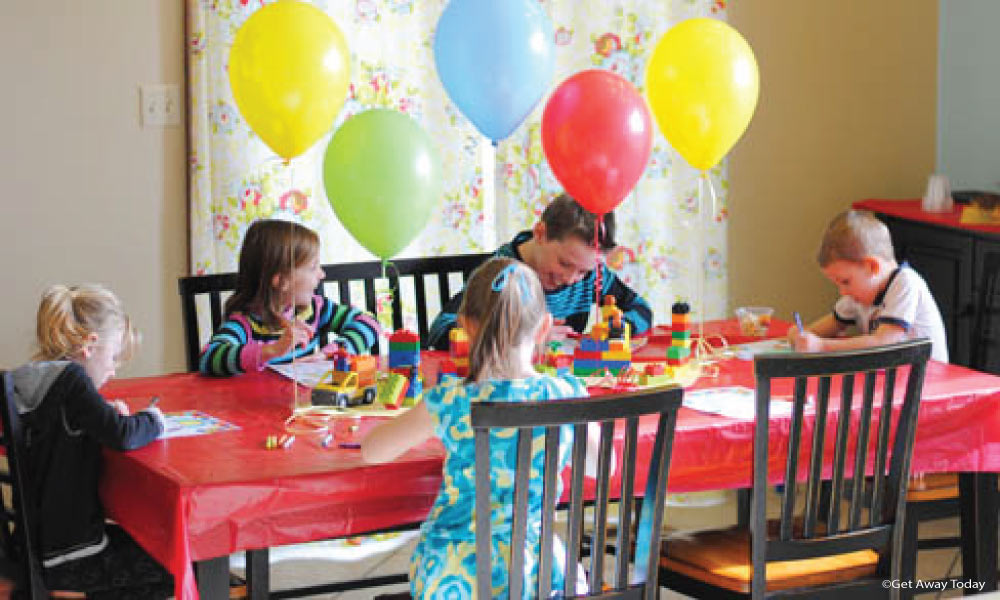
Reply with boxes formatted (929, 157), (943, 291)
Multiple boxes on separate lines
(361, 402), (434, 464)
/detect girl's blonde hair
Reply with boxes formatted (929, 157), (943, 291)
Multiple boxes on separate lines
(459, 258), (547, 382)
(34, 284), (139, 363)
(224, 219), (321, 329)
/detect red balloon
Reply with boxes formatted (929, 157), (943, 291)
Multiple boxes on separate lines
(541, 69), (653, 215)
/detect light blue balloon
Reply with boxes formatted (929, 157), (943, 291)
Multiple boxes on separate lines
(434, 0), (555, 142)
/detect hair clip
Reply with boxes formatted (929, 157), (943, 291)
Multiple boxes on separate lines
(491, 264), (532, 303)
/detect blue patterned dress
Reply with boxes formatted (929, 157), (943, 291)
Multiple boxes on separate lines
(410, 373), (588, 599)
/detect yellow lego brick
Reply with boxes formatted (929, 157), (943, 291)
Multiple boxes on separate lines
(639, 373), (674, 387)
(449, 328), (468, 343)
(671, 339), (690, 348)
(453, 357), (469, 366)
(601, 351), (632, 361)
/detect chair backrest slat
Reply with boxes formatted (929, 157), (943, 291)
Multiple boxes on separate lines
(849, 371), (879, 530)
(828, 372), (856, 534)
(473, 428), (492, 598)
(537, 427), (560, 599)
(614, 417), (639, 589)
(208, 290), (223, 332)
(870, 367), (897, 527)
(588, 420), (615, 593)
(388, 275), (404, 332)
(508, 430), (533, 600)
(564, 423), (587, 597)
(752, 340), (932, 592)
(803, 375), (832, 538)
(412, 275), (429, 341)
(177, 253), (491, 370)
(472, 386), (682, 599)
(780, 376), (808, 541)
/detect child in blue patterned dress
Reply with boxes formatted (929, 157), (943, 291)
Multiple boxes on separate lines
(199, 219), (380, 376)
(362, 257), (600, 599)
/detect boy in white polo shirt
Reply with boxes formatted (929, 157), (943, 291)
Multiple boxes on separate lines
(789, 209), (949, 362)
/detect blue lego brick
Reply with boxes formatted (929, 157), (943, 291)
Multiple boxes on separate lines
(580, 338), (611, 352)
(389, 350), (421, 368)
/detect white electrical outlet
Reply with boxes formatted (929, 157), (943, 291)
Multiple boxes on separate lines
(139, 84), (181, 127)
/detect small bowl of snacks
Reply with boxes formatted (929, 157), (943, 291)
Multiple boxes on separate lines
(735, 306), (774, 337)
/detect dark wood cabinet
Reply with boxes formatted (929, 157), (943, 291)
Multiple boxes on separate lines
(855, 199), (1000, 371)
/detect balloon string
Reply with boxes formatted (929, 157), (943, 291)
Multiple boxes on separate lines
(594, 217), (603, 317)
(288, 157), (299, 414)
(379, 258), (401, 338)
(696, 174), (706, 357)
(706, 171), (719, 223)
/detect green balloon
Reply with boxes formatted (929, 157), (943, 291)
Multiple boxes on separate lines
(323, 109), (442, 259)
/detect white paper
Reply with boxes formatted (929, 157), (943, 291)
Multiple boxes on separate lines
(732, 338), (792, 360)
(682, 386), (793, 420)
(161, 411), (240, 439)
(268, 360), (334, 388)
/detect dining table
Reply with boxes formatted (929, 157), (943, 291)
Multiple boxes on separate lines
(99, 320), (1000, 599)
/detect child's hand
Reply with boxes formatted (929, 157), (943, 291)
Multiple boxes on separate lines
(789, 328), (824, 352)
(264, 318), (313, 360)
(139, 405), (167, 434)
(546, 319), (576, 342)
(110, 400), (130, 416)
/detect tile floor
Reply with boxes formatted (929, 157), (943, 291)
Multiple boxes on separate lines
(230, 489), (974, 599)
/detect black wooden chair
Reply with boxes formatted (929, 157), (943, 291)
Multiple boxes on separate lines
(660, 339), (932, 598)
(179, 253), (490, 371)
(1, 370), (58, 599)
(471, 385), (683, 599)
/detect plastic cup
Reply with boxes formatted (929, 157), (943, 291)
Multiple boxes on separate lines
(735, 306), (774, 337)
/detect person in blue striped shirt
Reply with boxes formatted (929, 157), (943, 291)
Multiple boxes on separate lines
(428, 194), (652, 349)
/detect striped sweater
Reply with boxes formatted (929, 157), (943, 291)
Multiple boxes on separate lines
(428, 231), (653, 349)
(199, 294), (380, 376)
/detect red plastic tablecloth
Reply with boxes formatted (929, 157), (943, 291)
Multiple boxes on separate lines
(100, 338), (1000, 600)
(854, 198), (1000, 236)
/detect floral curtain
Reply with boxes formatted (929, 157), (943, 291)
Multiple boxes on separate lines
(187, 0), (730, 327)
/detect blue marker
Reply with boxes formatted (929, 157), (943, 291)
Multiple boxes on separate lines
(793, 311), (804, 332)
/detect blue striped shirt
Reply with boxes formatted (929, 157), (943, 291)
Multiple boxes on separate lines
(428, 231), (652, 349)
(199, 294), (380, 376)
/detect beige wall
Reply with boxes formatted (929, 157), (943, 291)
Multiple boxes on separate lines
(1, 2), (187, 376)
(727, 1), (938, 322)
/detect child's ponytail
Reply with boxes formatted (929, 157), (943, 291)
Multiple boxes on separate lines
(34, 284), (138, 363)
(459, 258), (547, 382)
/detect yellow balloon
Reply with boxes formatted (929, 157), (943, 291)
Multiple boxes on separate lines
(645, 18), (759, 170)
(229, 0), (350, 160)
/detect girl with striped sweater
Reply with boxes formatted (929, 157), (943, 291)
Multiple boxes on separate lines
(200, 219), (380, 376)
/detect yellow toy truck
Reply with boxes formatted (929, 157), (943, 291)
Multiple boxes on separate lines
(312, 370), (377, 408)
